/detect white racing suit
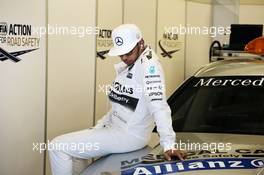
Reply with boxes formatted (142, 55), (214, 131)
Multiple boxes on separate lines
(49, 46), (175, 175)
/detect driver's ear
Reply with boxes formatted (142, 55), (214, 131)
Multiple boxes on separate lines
(138, 39), (144, 50)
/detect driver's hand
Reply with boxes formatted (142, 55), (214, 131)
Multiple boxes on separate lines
(164, 149), (187, 161)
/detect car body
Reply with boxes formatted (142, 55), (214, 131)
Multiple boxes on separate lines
(81, 58), (264, 175)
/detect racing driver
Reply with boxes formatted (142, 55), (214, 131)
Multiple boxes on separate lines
(49, 24), (186, 175)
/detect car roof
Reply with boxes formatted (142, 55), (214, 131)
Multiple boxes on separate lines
(194, 58), (264, 77)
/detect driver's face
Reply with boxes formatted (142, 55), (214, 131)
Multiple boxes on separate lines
(120, 44), (140, 66)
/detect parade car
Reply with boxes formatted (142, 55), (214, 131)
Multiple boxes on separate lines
(81, 58), (264, 175)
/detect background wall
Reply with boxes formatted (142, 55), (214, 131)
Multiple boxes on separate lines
(124, 0), (157, 50)
(157, 0), (186, 96)
(212, 0), (239, 42)
(185, 1), (212, 78)
(0, 0), (46, 174)
(46, 0), (96, 141)
(239, 4), (264, 27)
(95, 0), (123, 121)
(46, 0), (97, 174)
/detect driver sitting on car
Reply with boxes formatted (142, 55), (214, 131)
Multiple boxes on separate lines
(49, 24), (187, 175)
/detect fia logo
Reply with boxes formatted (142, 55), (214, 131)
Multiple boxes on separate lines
(0, 22), (8, 36)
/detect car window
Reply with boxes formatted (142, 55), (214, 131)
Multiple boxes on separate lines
(169, 76), (264, 135)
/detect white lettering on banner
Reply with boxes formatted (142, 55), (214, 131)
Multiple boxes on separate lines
(131, 159), (264, 175)
(207, 161), (225, 168)
(188, 162), (205, 169)
(229, 161), (244, 168)
(109, 92), (129, 104)
(133, 167), (152, 175)
(153, 166), (161, 173)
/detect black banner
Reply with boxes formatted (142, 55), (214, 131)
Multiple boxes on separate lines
(108, 90), (139, 111)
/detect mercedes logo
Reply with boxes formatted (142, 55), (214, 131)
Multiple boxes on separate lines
(115, 37), (123, 46)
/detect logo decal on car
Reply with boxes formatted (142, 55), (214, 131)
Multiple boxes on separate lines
(121, 158), (264, 175)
